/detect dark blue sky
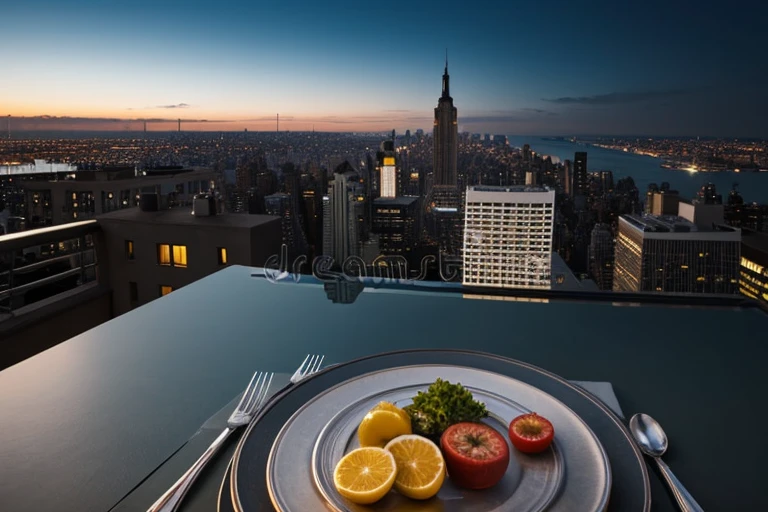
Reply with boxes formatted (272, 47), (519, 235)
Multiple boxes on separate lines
(3, 0), (766, 136)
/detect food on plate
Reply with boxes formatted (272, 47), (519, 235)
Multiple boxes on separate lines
(440, 422), (509, 490)
(403, 378), (488, 438)
(333, 447), (398, 505)
(358, 402), (413, 447)
(508, 413), (555, 454)
(384, 435), (446, 500)
(371, 400), (412, 424)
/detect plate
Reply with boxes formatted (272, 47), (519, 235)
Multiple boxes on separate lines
(230, 350), (651, 512)
(266, 365), (609, 511)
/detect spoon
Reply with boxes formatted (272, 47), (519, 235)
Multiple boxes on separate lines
(629, 413), (704, 512)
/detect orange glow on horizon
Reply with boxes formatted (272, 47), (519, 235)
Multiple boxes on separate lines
(4, 110), (435, 133)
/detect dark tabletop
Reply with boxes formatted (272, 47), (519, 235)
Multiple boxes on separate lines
(1, 265), (767, 511)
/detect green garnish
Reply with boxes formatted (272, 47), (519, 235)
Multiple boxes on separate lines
(404, 378), (488, 437)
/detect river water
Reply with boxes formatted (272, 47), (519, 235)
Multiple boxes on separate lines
(506, 136), (768, 203)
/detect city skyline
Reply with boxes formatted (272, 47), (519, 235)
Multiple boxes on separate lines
(2, 1), (767, 137)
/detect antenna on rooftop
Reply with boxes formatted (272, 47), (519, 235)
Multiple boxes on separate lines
(178, 118), (181, 132)
(277, 113), (279, 133)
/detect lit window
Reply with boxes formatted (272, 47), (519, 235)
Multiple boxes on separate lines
(160, 285), (173, 296)
(218, 247), (227, 265)
(126, 240), (134, 260)
(157, 244), (187, 267)
(172, 245), (187, 268)
(158, 244), (171, 266)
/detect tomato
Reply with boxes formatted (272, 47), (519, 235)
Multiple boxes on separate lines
(439, 422), (509, 490)
(508, 413), (554, 454)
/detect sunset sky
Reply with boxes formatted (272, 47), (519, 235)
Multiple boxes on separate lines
(3, 0), (766, 136)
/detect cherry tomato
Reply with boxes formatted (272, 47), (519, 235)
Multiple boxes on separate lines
(508, 413), (554, 454)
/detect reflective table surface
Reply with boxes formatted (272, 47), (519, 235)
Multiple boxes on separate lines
(1, 265), (767, 511)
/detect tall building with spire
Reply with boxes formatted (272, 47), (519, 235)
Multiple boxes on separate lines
(425, 56), (464, 272)
(433, 56), (458, 189)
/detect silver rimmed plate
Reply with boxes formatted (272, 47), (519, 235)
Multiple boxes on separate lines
(265, 365), (611, 511)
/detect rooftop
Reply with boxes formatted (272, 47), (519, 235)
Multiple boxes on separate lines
(468, 185), (551, 193)
(621, 214), (738, 234)
(97, 206), (279, 229)
(373, 196), (419, 206)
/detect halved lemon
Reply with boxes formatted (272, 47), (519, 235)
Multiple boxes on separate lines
(333, 447), (397, 505)
(384, 434), (446, 500)
(371, 401), (411, 424)
(358, 405), (412, 448)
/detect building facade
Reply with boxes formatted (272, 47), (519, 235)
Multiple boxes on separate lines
(380, 156), (397, 199)
(323, 162), (362, 266)
(573, 152), (588, 197)
(264, 192), (309, 261)
(462, 186), (555, 289)
(23, 168), (218, 226)
(372, 196), (419, 260)
(613, 213), (740, 294)
(740, 230), (768, 305)
(97, 201), (282, 316)
(589, 223), (614, 290)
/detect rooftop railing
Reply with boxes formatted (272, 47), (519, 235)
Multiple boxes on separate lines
(0, 220), (101, 316)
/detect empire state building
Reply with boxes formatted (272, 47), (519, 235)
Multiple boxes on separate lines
(433, 58), (458, 188)
(426, 57), (463, 263)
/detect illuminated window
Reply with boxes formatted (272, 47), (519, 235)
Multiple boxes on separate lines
(126, 240), (135, 260)
(157, 244), (187, 267)
(160, 285), (173, 296)
(172, 245), (187, 268)
(218, 247), (227, 265)
(158, 244), (171, 266)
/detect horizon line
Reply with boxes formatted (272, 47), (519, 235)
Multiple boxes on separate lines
(0, 129), (764, 141)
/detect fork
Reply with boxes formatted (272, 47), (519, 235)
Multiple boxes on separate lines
(289, 354), (325, 385)
(147, 371), (274, 512)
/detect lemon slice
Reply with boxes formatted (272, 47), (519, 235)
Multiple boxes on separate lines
(333, 447), (397, 505)
(384, 434), (446, 500)
(358, 408), (412, 448)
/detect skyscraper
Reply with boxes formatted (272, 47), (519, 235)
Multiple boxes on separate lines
(426, 56), (463, 263)
(463, 185), (556, 289)
(613, 205), (740, 294)
(323, 161), (362, 266)
(562, 159), (572, 197)
(433, 56), (458, 189)
(589, 223), (614, 290)
(378, 140), (398, 198)
(264, 192), (308, 260)
(574, 152), (588, 196)
(372, 196), (419, 260)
